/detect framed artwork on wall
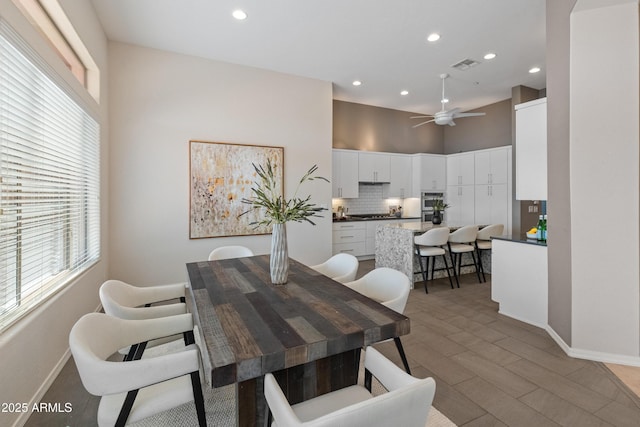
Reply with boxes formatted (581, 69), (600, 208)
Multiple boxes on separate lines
(189, 140), (284, 238)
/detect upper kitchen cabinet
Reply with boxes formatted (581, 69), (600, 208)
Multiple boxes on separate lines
(385, 154), (412, 198)
(447, 152), (475, 186)
(475, 146), (510, 185)
(412, 154), (446, 193)
(515, 98), (547, 200)
(332, 149), (359, 198)
(358, 152), (390, 183)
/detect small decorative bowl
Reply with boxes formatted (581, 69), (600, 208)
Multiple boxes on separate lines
(526, 232), (537, 239)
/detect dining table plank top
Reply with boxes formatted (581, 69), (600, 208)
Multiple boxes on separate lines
(186, 255), (410, 388)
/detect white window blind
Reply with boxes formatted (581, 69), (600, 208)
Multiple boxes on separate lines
(0, 21), (100, 332)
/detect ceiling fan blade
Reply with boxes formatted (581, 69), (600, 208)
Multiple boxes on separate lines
(412, 119), (436, 128)
(448, 120), (456, 126)
(453, 112), (486, 118)
(410, 115), (434, 119)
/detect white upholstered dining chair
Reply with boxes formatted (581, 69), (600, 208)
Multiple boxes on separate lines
(99, 280), (191, 360)
(208, 245), (254, 260)
(69, 313), (207, 427)
(264, 346), (435, 427)
(343, 267), (412, 373)
(310, 253), (359, 283)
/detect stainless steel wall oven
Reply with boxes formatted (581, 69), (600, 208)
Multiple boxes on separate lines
(421, 192), (444, 222)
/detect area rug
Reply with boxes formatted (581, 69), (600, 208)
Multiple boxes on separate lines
(130, 342), (456, 427)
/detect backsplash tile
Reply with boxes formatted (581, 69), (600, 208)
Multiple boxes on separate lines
(332, 184), (402, 215)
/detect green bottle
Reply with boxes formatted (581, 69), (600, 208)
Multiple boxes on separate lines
(536, 215), (544, 241)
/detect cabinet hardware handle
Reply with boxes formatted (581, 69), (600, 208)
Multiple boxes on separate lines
(341, 236), (354, 239)
(342, 249), (354, 252)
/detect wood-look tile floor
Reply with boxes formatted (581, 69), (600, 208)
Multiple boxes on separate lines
(26, 261), (640, 427)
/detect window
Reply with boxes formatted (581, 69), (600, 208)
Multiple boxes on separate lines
(0, 21), (100, 331)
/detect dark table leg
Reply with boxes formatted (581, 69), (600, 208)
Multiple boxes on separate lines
(236, 349), (361, 427)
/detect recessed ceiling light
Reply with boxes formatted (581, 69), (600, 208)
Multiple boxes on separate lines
(232, 9), (247, 20)
(484, 53), (496, 60)
(352, 80), (362, 86)
(529, 67), (541, 73)
(400, 90), (409, 96)
(427, 33), (440, 42)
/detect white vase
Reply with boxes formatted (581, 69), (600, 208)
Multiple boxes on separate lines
(270, 223), (289, 284)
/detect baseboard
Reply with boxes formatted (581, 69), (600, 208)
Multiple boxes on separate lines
(546, 325), (640, 367)
(12, 349), (71, 427)
(12, 303), (103, 427)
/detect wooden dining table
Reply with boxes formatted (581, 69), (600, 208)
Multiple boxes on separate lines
(185, 255), (410, 427)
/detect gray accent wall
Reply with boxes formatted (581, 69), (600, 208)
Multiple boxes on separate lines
(333, 100), (444, 153)
(443, 99), (512, 154)
(546, 0), (576, 346)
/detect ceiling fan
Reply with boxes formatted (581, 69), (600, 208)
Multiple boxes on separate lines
(411, 74), (486, 127)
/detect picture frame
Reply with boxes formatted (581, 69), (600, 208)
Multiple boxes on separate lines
(189, 140), (284, 238)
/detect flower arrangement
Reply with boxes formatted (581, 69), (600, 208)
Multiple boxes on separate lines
(240, 160), (328, 225)
(433, 197), (450, 212)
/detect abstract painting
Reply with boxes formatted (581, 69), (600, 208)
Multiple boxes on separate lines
(189, 141), (284, 238)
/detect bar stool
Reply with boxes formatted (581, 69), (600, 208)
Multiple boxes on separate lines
(446, 225), (482, 286)
(414, 227), (454, 293)
(475, 224), (504, 282)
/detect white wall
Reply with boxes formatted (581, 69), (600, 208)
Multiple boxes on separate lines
(570, 1), (640, 358)
(0, 1), (109, 426)
(108, 42), (333, 285)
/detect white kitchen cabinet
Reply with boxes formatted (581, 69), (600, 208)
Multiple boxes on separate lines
(332, 222), (366, 256)
(445, 185), (475, 226)
(332, 150), (359, 198)
(358, 152), (390, 183)
(515, 98), (547, 200)
(413, 154), (446, 193)
(446, 152), (475, 186)
(385, 154), (412, 198)
(474, 183), (509, 226)
(475, 146), (509, 185)
(365, 220), (391, 256)
(492, 239), (548, 328)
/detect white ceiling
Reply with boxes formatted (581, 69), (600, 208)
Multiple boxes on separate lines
(89, 0), (546, 115)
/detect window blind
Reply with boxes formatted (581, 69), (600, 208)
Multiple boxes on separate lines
(0, 21), (100, 332)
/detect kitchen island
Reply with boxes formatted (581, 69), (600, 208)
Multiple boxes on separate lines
(375, 222), (491, 288)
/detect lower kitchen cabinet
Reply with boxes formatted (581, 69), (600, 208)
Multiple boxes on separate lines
(492, 238), (548, 328)
(332, 222), (366, 256)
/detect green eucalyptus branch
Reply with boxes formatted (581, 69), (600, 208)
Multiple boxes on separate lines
(240, 160), (329, 227)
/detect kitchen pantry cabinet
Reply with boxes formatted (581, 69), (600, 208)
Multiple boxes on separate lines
(515, 98), (547, 200)
(475, 147), (509, 185)
(446, 185), (475, 226)
(385, 154), (412, 198)
(474, 183), (509, 226)
(332, 222), (366, 256)
(358, 152), (390, 183)
(413, 154), (446, 193)
(446, 152), (475, 186)
(332, 150), (359, 198)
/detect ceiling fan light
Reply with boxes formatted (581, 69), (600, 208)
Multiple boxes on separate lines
(441, 98), (449, 103)
(427, 33), (440, 42)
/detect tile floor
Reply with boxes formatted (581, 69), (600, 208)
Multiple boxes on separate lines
(25, 261), (640, 426)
